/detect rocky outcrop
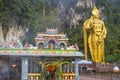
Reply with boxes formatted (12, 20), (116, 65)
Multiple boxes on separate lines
(76, 0), (95, 8)
(57, 0), (105, 29)
(6, 25), (27, 43)
(0, 24), (4, 47)
(0, 0), (107, 45)
(0, 23), (28, 47)
(68, 8), (82, 28)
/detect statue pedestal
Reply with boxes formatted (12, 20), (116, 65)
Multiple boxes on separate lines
(92, 62), (114, 72)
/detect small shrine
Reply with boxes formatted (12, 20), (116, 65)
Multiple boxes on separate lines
(35, 28), (69, 50)
(0, 28), (83, 80)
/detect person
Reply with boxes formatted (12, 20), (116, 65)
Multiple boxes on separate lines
(83, 6), (107, 62)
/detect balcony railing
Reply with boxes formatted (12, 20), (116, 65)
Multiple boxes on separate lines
(28, 73), (41, 80)
(62, 73), (75, 80)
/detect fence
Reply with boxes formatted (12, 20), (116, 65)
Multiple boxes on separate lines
(62, 73), (75, 80)
(80, 72), (120, 80)
(79, 63), (120, 80)
(28, 73), (41, 80)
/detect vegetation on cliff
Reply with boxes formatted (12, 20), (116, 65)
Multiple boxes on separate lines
(0, 0), (120, 62)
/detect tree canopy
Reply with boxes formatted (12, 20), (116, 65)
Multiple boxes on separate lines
(0, 0), (120, 63)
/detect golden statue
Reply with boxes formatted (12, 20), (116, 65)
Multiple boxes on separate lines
(50, 43), (54, 49)
(83, 7), (107, 62)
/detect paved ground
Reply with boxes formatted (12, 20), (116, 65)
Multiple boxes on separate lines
(80, 73), (120, 80)
(80, 76), (107, 80)
(80, 77), (120, 80)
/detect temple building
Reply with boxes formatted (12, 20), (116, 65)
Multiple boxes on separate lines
(35, 28), (69, 49)
(0, 28), (84, 80)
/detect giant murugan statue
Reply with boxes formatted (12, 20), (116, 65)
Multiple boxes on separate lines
(83, 7), (107, 62)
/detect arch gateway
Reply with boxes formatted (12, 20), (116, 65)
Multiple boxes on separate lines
(0, 28), (84, 80)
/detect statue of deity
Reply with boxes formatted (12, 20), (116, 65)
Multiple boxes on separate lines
(83, 6), (107, 62)
(50, 43), (54, 49)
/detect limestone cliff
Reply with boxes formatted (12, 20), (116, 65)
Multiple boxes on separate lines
(0, 24), (28, 47)
(0, 0), (109, 45)
(57, 0), (105, 29)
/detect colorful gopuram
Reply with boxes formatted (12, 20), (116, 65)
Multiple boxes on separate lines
(35, 28), (69, 50)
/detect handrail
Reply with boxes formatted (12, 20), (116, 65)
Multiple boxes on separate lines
(28, 73), (41, 80)
(62, 73), (75, 80)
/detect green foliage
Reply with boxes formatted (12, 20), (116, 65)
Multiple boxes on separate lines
(0, 0), (61, 39)
(0, 0), (120, 63)
(65, 0), (120, 63)
(65, 24), (84, 50)
(0, 0), (36, 40)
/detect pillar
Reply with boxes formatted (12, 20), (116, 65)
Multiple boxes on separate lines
(67, 64), (69, 73)
(21, 57), (28, 80)
(70, 61), (73, 72)
(75, 58), (79, 80)
(30, 59), (33, 73)
(41, 61), (45, 80)
(57, 58), (62, 80)
(59, 61), (62, 80)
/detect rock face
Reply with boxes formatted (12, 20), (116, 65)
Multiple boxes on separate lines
(0, 24), (4, 47)
(0, 0), (106, 46)
(76, 0), (95, 8)
(57, 0), (105, 29)
(6, 25), (27, 43)
(0, 24), (28, 47)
